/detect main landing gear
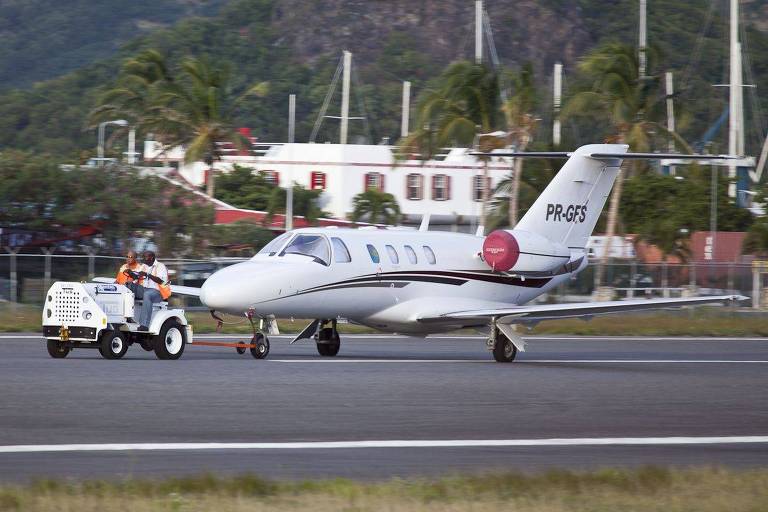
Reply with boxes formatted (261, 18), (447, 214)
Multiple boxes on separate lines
(315, 319), (340, 357)
(487, 322), (525, 363)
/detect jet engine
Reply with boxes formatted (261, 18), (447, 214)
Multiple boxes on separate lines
(482, 229), (570, 273)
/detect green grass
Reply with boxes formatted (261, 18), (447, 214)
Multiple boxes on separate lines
(8, 302), (768, 337)
(0, 467), (765, 511)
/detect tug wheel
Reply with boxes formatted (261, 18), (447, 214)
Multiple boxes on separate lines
(46, 339), (70, 359)
(99, 331), (128, 360)
(154, 320), (186, 360)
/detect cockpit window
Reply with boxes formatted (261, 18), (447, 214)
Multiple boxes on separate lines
(280, 234), (330, 265)
(331, 237), (351, 263)
(257, 232), (292, 256)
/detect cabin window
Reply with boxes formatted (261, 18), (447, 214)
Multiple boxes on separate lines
(331, 237), (351, 263)
(472, 175), (491, 202)
(406, 174), (424, 200)
(310, 171), (326, 190)
(364, 172), (385, 192)
(367, 244), (380, 263)
(404, 245), (417, 264)
(431, 174), (451, 201)
(385, 245), (399, 264)
(257, 232), (292, 256)
(423, 245), (436, 265)
(280, 234), (330, 265)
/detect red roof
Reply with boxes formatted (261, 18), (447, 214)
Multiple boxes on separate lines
(214, 208), (370, 229)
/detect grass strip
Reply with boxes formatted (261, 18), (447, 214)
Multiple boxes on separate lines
(0, 466), (766, 511)
(6, 302), (768, 337)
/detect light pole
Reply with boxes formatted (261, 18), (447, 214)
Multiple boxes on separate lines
(97, 119), (128, 166)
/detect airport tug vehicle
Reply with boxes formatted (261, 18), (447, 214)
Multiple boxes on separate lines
(42, 281), (192, 360)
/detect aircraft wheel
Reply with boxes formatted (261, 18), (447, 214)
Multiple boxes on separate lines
(46, 339), (70, 358)
(492, 334), (517, 363)
(316, 327), (340, 357)
(154, 320), (186, 360)
(250, 333), (269, 359)
(99, 330), (128, 360)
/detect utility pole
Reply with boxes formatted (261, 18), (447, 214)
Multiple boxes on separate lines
(475, 0), (483, 64)
(340, 51), (351, 145)
(728, 0), (741, 199)
(638, 0), (647, 79)
(665, 71), (676, 174)
(553, 62), (562, 147)
(288, 94), (296, 144)
(401, 81), (411, 139)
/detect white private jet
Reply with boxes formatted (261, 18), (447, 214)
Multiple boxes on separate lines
(197, 144), (745, 362)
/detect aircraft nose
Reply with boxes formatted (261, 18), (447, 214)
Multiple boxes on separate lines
(200, 263), (251, 313)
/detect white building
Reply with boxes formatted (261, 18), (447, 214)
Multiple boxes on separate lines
(144, 141), (514, 226)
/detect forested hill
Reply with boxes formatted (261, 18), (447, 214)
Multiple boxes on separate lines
(0, 0), (766, 159)
(0, 0), (228, 89)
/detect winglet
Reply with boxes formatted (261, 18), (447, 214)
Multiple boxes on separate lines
(419, 214), (431, 232)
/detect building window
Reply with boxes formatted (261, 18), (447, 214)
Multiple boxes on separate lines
(431, 174), (451, 201)
(472, 175), (491, 202)
(310, 171), (326, 190)
(364, 172), (385, 192)
(367, 244), (380, 263)
(385, 245), (399, 264)
(404, 245), (417, 264)
(406, 174), (424, 200)
(331, 237), (351, 263)
(423, 246), (436, 265)
(262, 170), (280, 186)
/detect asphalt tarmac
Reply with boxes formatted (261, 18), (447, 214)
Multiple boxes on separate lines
(0, 333), (767, 481)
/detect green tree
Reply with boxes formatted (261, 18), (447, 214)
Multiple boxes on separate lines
(350, 189), (401, 225)
(399, 61), (501, 227)
(563, 43), (690, 289)
(502, 62), (538, 227)
(93, 52), (268, 196)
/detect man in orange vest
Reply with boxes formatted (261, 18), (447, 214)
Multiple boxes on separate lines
(124, 251), (171, 331)
(115, 250), (145, 286)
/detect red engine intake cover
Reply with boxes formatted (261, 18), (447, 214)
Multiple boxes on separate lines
(482, 230), (520, 271)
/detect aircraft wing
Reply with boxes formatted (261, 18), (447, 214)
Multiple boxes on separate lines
(423, 295), (747, 324)
(91, 277), (201, 297)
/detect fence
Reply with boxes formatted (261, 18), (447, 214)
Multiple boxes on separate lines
(0, 252), (762, 308)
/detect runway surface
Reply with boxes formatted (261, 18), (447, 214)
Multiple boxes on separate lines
(0, 333), (767, 481)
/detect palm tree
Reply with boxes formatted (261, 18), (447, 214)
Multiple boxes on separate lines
(562, 43), (690, 291)
(502, 63), (538, 227)
(92, 52), (268, 197)
(350, 189), (401, 225)
(147, 56), (268, 197)
(398, 61), (500, 227)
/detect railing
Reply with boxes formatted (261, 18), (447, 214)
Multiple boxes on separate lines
(0, 252), (760, 308)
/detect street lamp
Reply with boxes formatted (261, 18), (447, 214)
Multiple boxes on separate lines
(97, 119), (128, 167)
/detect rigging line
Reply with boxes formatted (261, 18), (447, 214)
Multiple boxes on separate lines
(309, 54), (344, 143)
(680, 0), (716, 92)
(351, 64), (373, 144)
(739, 21), (766, 149)
(483, 8), (509, 106)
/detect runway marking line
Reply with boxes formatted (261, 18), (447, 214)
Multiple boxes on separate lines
(1, 436), (767, 454)
(268, 359), (768, 364)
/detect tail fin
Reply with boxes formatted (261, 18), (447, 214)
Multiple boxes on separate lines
(514, 144), (628, 249)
